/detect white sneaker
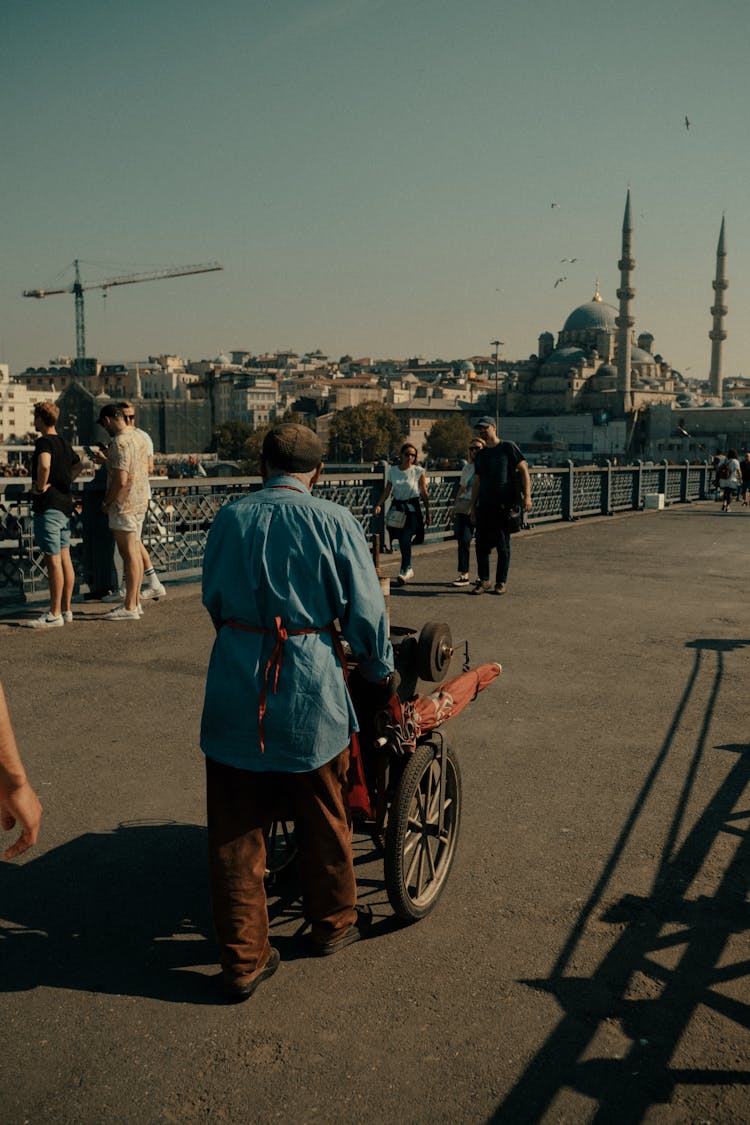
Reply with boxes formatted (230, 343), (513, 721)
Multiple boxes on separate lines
(102, 589), (126, 603)
(140, 582), (166, 600)
(62, 611), (74, 623)
(103, 606), (140, 621)
(27, 612), (64, 629)
(403, 567), (414, 581)
(451, 574), (470, 587)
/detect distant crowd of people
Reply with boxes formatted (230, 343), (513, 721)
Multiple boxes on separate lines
(25, 399), (167, 628)
(376, 416), (533, 596)
(0, 460), (30, 478)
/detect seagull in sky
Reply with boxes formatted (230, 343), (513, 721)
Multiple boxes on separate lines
(685, 115), (690, 130)
(560, 257), (578, 263)
(554, 276), (567, 288)
(550, 202), (560, 209)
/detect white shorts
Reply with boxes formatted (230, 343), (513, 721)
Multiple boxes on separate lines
(109, 511), (145, 539)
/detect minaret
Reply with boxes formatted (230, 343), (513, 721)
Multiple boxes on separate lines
(615, 189), (635, 412)
(709, 216), (728, 399)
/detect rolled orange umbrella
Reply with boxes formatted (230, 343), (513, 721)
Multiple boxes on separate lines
(410, 662), (502, 733)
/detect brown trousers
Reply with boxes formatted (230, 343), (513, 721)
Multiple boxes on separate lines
(205, 751), (357, 984)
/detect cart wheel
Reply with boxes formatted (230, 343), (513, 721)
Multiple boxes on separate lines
(264, 819), (297, 884)
(416, 622), (453, 682)
(384, 738), (462, 921)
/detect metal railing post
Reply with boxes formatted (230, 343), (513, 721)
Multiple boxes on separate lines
(604, 460), (613, 515)
(564, 460), (575, 521)
(661, 459), (669, 504)
(634, 461), (643, 509)
(681, 461), (690, 503)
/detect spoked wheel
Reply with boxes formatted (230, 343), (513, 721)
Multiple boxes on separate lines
(264, 819), (297, 885)
(384, 738), (462, 921)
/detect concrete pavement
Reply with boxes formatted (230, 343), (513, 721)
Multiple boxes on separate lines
(1, 500), (748, 1124)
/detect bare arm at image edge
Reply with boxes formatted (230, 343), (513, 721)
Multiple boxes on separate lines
(0, 683), (42, 860)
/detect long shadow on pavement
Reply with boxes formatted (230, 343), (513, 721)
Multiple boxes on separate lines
(0, 822), (221, 1004)
(0, 822), (399, 1003)
(490, 637), (750, 1124)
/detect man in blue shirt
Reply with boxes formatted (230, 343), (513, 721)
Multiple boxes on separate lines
(201, 423), (394, 1002)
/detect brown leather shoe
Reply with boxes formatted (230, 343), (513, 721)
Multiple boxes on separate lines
(309, 905), (373, 957)
(223, 947), (280, 1003)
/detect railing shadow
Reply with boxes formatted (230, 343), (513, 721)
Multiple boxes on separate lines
(491, 638), (750, 1124)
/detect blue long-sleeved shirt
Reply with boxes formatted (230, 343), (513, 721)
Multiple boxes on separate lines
(200, 475), (393, 772)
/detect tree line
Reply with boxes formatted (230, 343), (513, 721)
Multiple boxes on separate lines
(212, 404), (474, 473)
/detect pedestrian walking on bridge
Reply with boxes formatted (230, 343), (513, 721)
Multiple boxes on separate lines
(469, 417), (532, 596)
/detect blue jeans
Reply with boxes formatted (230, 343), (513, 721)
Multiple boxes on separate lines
(475, 513), (511, 586)
(394, 507), (419, 572)
(454, 513), (474, 574)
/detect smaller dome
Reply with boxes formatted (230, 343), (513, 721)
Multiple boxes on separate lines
(541, 345), (587, 369)
(459, 360), (475, 373)
(597, 363), (617, 377)
(630, 346), (655, 364)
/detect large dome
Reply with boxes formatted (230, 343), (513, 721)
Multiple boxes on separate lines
(563, 298), (617, 333)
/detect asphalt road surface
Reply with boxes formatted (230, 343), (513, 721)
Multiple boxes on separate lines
(1, 501), (748, 1124)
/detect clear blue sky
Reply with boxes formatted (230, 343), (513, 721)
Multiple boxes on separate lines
(2, 0), (749, 379)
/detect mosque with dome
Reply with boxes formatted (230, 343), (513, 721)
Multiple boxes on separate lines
(503, 286), (683, 417)
(497, 192), (728, 421)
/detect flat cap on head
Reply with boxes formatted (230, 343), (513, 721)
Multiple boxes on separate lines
(474, 416), (495, 428)
(262, 423), (324, 474)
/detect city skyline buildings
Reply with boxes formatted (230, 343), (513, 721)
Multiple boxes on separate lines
(3, 0), (749, 380)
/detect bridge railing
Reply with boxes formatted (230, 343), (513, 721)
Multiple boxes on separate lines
(0, 461), (712, 605)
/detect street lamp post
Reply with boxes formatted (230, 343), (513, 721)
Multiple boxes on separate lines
(490, 339), (504, 430)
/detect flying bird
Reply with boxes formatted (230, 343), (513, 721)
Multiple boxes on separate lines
(550, 202), (560, 209)
(685, 115), (690, 130)
(560, 257), (578, 263)
(554, 276), (567, 288)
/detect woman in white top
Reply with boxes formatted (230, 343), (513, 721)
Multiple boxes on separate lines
(720, 447), (742, 511)
(374, 443), (430, 584)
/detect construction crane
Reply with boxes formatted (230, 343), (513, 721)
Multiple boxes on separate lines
(23, 259), (223, 376)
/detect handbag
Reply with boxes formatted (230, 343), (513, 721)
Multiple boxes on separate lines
(386, 507), (407, 530)
(507, 504), (524, 534)
(454, 497), (472, 516)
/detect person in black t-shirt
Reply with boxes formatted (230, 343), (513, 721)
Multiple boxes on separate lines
(469, 416), (532, 595)
(27, 401), (83, 629)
